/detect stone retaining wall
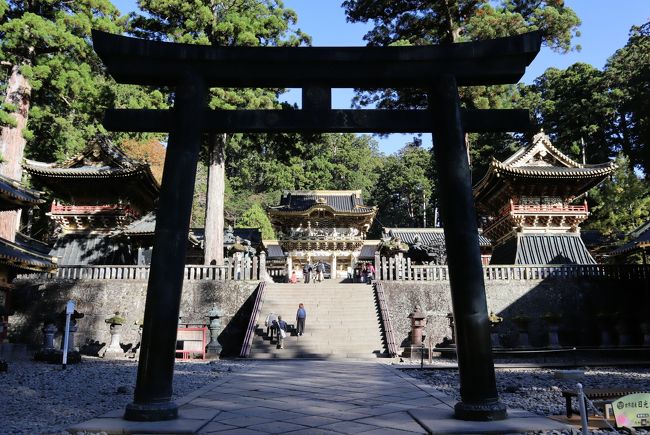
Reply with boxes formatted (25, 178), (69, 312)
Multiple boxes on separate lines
(382, 277), (647, 350)
(7, 277), (647, 358)
(8, 279), (258, 357)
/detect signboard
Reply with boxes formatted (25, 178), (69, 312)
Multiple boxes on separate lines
(613, 393), (650, 428)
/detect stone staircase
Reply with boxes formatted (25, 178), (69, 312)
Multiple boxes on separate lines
(249, 282), (388, 359)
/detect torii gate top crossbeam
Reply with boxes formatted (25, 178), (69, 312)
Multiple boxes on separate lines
(92, 30), (541, 88)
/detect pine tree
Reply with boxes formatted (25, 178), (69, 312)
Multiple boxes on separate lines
(237, 203), (275, 240)
(128, 0), (309, 265)
(0, 0), (122, 239)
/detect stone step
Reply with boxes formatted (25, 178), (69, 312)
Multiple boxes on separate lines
(252, 282), (385, 359)
(250, 351), (385, 360)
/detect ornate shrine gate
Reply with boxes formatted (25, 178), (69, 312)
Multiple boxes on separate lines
(92, 30), (542, 422)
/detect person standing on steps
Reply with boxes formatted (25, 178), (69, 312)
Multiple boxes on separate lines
(276, 315), (288, 349)
(316, 260), (325, 282)
(303, 262), (310, 284)
(296, 303), (306, 336)
(265, 312), (278, 341)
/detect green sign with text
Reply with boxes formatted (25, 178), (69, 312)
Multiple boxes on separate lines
(613, 393), (650, 428)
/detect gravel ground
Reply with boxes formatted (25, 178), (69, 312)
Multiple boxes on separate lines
(0, 357), (251, 435)
(3, 357), (649, 434)
(406, 365), (650, 434)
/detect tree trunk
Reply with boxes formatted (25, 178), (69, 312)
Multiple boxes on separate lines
(203, 133), (226, 265)
(0, 64), (32, 241)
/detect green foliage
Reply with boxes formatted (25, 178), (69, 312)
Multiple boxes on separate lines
(586, 154), (650, 237)
(604, 22), (650, 175)
(343, 0), (580, 48)
(128, 0), (311, 232)
(237, 203), (275, 239)
(343, 0), (580, 108)
(0, 1), (130, 163)
(519, 63), (614, 164)
(370, 142), (434, 232)
(226, 132), (383, 194)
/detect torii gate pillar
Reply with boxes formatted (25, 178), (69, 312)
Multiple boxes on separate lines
(430, 76), (506, 419)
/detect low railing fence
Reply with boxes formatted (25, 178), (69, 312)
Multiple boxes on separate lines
(23, 254), (266, 282)
(374, 255), (650, 281)
(240, 282), (266, 358)
(20, 256), (650, 282)
(374, 281), (398, 357)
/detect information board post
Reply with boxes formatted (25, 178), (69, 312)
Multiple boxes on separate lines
(62, 300), (75, 369)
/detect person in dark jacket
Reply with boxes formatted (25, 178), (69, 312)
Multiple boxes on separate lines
(296, 303), (306, 336)
(275, 315), (288, 349)
(303, 263), (310, 284)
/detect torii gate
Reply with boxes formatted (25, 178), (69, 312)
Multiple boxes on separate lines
(92, 30), (542, 422)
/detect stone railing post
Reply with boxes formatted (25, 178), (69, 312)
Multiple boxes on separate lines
(259, 251), (266, 281)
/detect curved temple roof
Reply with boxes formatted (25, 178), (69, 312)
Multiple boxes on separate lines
(474, 131), (617, 210)
(0, 237), (57, 272)
(24, 139), (160, 212)
(0, 173), (44, 211)
(269, 190), (376, 215)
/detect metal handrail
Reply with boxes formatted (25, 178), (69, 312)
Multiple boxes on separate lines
(239, 281), (266, 358)
(374, 281), (398, 357)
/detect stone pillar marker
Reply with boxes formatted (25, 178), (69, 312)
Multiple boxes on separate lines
(430, 76), (507, 420)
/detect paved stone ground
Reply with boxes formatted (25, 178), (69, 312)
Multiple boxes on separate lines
(69, 360), (571, 434)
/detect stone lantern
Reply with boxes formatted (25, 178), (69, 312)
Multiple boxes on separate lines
(34, 321), (58, 362)
(101, 312), (126, 359)
(404, 305), (427, 360)
(206, 305), (223, 357)
(409, 305), (426, 346)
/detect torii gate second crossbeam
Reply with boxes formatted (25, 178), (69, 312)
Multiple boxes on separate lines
(91, 29), (542, 423)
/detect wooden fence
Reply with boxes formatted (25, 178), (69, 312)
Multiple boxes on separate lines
(374, 255), (650, 281)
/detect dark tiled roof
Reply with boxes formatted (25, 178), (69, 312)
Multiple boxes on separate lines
(24, 161), (153, 179)
(15, 232), (52, 255)
(383, 228), (491, 247)
(359, 243), (380, 260)
(50, 234), (136, 265)
(122, 212), (156, 235)
(609, 223), (650, 256)
(0, 237), (56, 272)
(265, 243), (285, 259)
(0, 174), (44, 211)
(271, 190), (374, 213)
(491, 233), (595, 264)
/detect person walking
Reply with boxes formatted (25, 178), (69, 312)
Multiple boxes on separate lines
(367, 263), (376, 284)
(303, 262), (311, 284)
(296, 303), (306, 336)
(276, 315), (288, 349)
(265, 312), (278, 341)
(316, 261), (325, 282)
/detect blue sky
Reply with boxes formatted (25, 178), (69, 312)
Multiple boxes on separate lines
(112, 0), (649, 154)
